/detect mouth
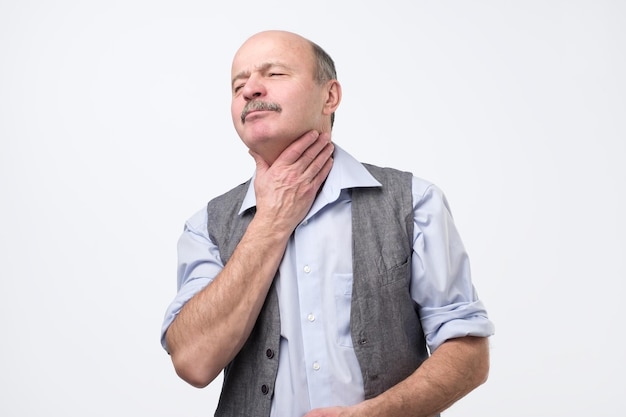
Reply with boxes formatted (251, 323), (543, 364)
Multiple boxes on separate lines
(241, 101), (282, 124)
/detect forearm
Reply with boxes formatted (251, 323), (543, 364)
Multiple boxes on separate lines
(356, 336), (490, 417)
(166, 131), (334, 388)
(166, 216), (291, 388)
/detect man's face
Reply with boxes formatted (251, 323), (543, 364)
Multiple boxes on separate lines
(230, 31), (330, 164)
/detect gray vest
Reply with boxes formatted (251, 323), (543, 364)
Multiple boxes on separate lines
(207, 164), (432, 417)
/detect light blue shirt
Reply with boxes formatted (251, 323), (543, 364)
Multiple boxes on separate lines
(161, 145), (494, 416)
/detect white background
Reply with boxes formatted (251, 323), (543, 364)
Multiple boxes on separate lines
(1, 1), (624, 416)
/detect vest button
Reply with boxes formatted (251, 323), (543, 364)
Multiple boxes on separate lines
(261, 384), (269, 395)
(265, 348), (274, 359)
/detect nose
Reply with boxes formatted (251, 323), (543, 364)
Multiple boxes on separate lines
(242, 74), (266, 101)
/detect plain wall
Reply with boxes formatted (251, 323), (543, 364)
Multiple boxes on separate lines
(1, 1), (624, 415)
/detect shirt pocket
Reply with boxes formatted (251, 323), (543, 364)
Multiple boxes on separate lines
(333, 273), (353, 348)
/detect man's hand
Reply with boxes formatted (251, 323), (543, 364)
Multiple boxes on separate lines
(249, 130), (334, 235)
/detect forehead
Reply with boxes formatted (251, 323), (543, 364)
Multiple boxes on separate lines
(231, 32), (315, 76)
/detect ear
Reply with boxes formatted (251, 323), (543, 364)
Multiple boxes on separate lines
(322, 80), (342, 116)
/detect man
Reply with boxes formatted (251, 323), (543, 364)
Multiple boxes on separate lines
(161, 30), (495, 417)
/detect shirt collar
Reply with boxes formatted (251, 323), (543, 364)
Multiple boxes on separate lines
(238, 143), (381, 215)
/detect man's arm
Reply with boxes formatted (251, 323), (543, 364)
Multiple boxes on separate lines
(165, 131), (334, 388)
(306, 336), (490, 417)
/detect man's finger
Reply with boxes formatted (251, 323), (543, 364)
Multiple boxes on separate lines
(276, 130), (321, 165)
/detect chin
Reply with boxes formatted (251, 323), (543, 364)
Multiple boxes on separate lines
(239, 123), (275, 141)
(247, 137), (295, 164)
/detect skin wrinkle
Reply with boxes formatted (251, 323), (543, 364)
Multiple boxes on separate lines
(231, 61), (294, 90)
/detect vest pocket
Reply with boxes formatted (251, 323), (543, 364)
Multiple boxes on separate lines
(334, 273), (354, 347)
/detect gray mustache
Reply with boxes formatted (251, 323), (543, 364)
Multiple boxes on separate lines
(241, 101), (282, 123)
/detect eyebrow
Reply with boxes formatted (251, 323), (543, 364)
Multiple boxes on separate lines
(231, 62), (291, 88)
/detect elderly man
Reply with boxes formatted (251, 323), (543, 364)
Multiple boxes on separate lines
(161, 30), (494, 417)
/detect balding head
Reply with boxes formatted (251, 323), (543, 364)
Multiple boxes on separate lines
(230, 30), (341, 164)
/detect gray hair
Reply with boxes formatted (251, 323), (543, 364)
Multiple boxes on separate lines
(309, 40), (337, 128)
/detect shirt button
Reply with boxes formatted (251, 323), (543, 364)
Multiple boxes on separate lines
(303, 265), (311, 273)
(312, 362), (320, 371)
(307, 313), (315, 322)
(302, 220), (308, 226)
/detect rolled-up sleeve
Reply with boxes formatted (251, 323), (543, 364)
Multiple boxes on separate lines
(410, 179), (495, 352)
(160, 208), (224, 352)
